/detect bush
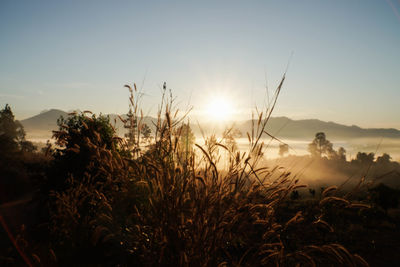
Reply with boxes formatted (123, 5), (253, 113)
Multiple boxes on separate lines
(46, 113), (117, 190)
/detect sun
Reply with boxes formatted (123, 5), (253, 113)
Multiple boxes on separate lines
(206, 95), (234, 121)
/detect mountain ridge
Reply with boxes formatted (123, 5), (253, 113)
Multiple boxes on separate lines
(20, 109), (400, 141)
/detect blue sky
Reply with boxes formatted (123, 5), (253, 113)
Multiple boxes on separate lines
(1, 0), (399, 128)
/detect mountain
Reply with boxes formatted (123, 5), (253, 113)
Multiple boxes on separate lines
(234, 117), (400, 140)
(20, 109), (68, 139)
(20, 110), (400, 141)
(20, 110), (158, 140)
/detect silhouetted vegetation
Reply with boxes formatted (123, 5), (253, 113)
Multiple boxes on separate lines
(0, 105), (47, 203)
(1, 87), (400, 266)
(0, 104), (36, 157)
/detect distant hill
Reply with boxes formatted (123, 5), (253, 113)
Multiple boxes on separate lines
(234, 117), (400, 140)
(21, 109), (67, 129)
(20, 110), (400, 141)
(20, 110), (158, 140)
(21, 109), (68, 139)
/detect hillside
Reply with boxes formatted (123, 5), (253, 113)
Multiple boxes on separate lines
(20, 110), (400, 141)
(235, 117), (400, 140)
(20, 109), (68, 139)
(20, 110), (158, 140)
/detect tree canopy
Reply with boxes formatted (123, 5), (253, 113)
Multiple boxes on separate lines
(51, 112), (116, 186)
(308, 132), (334, 158)
(354, 152), (375, 165)
(0, 104), (35, 155)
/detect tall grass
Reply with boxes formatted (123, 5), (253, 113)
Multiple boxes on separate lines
(40, 78), (371, 266)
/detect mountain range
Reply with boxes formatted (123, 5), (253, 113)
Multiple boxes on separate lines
(20, 109), (400, 141)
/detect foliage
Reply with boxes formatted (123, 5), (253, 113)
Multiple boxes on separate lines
(337, 146), (347, 161)
(0, 104), (35, 156)
(47, 112), (117, 193)
(0, 104), (40, 203)
(124, 108), (137, 149)
(376, 153), (391, 165)
(1, 80), (374, 266)
(40, 112), (133, 264)
(141, 123), (152, 144)
(308, 132), (334, 158)
(353, 152), (375, 165)
(37, 79), (369, 266)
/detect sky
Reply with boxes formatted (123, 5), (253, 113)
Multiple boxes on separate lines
(1, 0), (400, 128)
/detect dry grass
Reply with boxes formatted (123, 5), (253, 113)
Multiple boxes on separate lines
(24, 78), (371, 266)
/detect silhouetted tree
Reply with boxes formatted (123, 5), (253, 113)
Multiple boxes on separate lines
(337, 147), (346, 161)
(328, 146), (346, 161)
(124, 108), (137, 150)
(279, 143), (289, 157)
(141, 123), (152, 144)
(377, 153), (391, 164)
(0, 104), (37, 202)
(0, 104), (35, 155)
(308, 132), (333, 158)
(354, 152), (375, 165)
(51, 113), (116, 189)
